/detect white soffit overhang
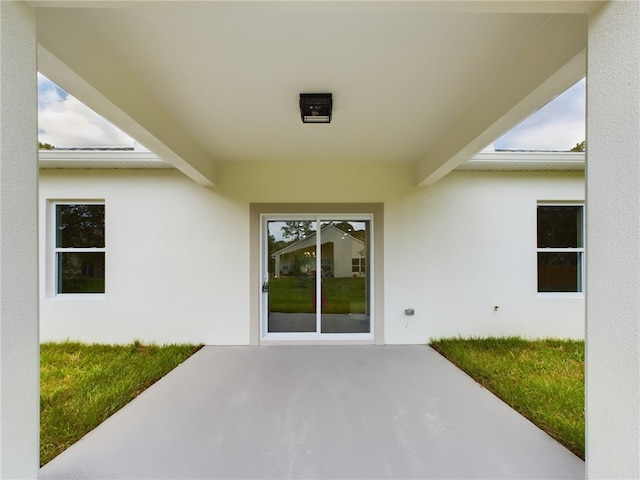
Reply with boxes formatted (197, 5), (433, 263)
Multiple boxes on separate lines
(32, 1), (599, 187)
(39, 150), (173, 170)
(456, 151), (585, 171)
(38, 149), (585, 173)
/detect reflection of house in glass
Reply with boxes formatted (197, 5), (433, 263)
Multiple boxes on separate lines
(272, 225), (365, 278)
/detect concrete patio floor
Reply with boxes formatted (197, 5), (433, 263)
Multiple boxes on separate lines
(39, 345), (584, 479)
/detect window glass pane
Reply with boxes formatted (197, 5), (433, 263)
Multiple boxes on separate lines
(320, 220), (370, 334)
(537, 252), (581, 292)
(537, 206), (583, 248)
(57, 252), (105, 293)
(56, 204), (105, 248)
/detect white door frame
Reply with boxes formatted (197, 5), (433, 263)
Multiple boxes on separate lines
(260, 213), (374, 342)
(249, 203), (384, 346)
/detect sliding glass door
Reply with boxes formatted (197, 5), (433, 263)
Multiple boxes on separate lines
(266, 219), (318, 333)
(262, 215), (372, 340)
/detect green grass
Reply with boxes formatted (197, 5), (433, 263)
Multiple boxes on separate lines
(323, 277), (366, 314)
(40, 341), (202, 466)
(269, 276), (366, 313)
(430, 337), (584, 459)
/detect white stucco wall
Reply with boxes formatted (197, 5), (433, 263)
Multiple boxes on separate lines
(0, 2), (40, 478)
(40, 166), (584, 345)
(586, 2), (640, 478)
(385, 171), (584, 343)
(40, 169), (249, 344)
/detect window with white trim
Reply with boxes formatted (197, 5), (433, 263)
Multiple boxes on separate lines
(537, 204), (584, 293)
(352, 257), (366, 274)
(55, 203), (105, 294)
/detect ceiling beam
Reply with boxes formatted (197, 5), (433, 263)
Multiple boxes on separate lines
(29, 1), (603, 15)
(415, 13), (587, 186)
(36, 8), (217, 187)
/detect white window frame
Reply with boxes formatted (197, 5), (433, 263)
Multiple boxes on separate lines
(49, 200), (106, 299)
(352, 257), (365, 275)
(536, 202), (584, 297)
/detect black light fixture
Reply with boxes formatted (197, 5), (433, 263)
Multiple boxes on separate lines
(299, 93), (332, 123)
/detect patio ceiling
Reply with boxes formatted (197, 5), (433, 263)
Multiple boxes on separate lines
(33, 1), (597, 187)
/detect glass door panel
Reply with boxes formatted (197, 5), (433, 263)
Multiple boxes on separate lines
(320, 220), (370, 333)
(267, 220), (317, 333)
(262, 215), (372, 339)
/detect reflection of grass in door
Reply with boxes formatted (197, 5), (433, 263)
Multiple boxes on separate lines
(270, 277), (365, 314)
(324, 277), (366, 314)
(269, 277), (314, 313)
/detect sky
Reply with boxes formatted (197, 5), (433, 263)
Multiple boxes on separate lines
(494, 78), (585, 151)
(37, 74), (585, 151)
(38, 74), (134, 148)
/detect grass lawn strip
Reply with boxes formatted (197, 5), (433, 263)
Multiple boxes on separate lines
(430, 337), (584, 459)
(40, 341), (202, 466)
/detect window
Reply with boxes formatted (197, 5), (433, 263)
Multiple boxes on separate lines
(55, 203), (105, 294)
(537, 204), (584, 293)
(352, 258), (366, 274)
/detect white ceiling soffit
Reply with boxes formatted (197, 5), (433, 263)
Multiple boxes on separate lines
(34, 1), (596, 187)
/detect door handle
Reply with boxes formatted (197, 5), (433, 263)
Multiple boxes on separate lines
(262, 282), (269, 292)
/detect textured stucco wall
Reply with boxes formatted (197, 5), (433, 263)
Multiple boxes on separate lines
(0, 2), (39, 478)
(40, 170), (249, 344)
(385, 171), (585, 343)
(40, 167), (585, 345)
(586, 1), (640, 478)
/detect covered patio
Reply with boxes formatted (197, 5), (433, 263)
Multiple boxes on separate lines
(2, 1), (640, 478)
(40, 346), (583, 479)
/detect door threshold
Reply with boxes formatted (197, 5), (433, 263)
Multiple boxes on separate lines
(260, 338), (376, 346)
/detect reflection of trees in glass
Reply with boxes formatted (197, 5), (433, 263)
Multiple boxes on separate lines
(537, 252), (579, 292)
(59, 253), (105, 293)
(268, 233), (288, 252)
(327, 221), (366, 242)
(537, 206), (583, 293)
(537, 206), (582, 248)
(268, 233), (288, 275)
(56, 204), (105, 293)
(56, 204), (105, 248)
(280, 220), (366, 244)
(281, 221), (314, 242)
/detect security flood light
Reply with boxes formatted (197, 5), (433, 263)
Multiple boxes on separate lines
(300, 93), (332, 123)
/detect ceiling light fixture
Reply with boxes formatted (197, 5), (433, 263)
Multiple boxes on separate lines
(299, 93), (332, 123)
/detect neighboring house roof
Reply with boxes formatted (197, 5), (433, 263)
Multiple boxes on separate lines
(272, 225), (365, 259)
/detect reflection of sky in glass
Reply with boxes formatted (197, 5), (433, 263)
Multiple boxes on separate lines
(268, 221), (286, 242)
(268, 221), (315, 243)
(269, 221), (365, 242)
